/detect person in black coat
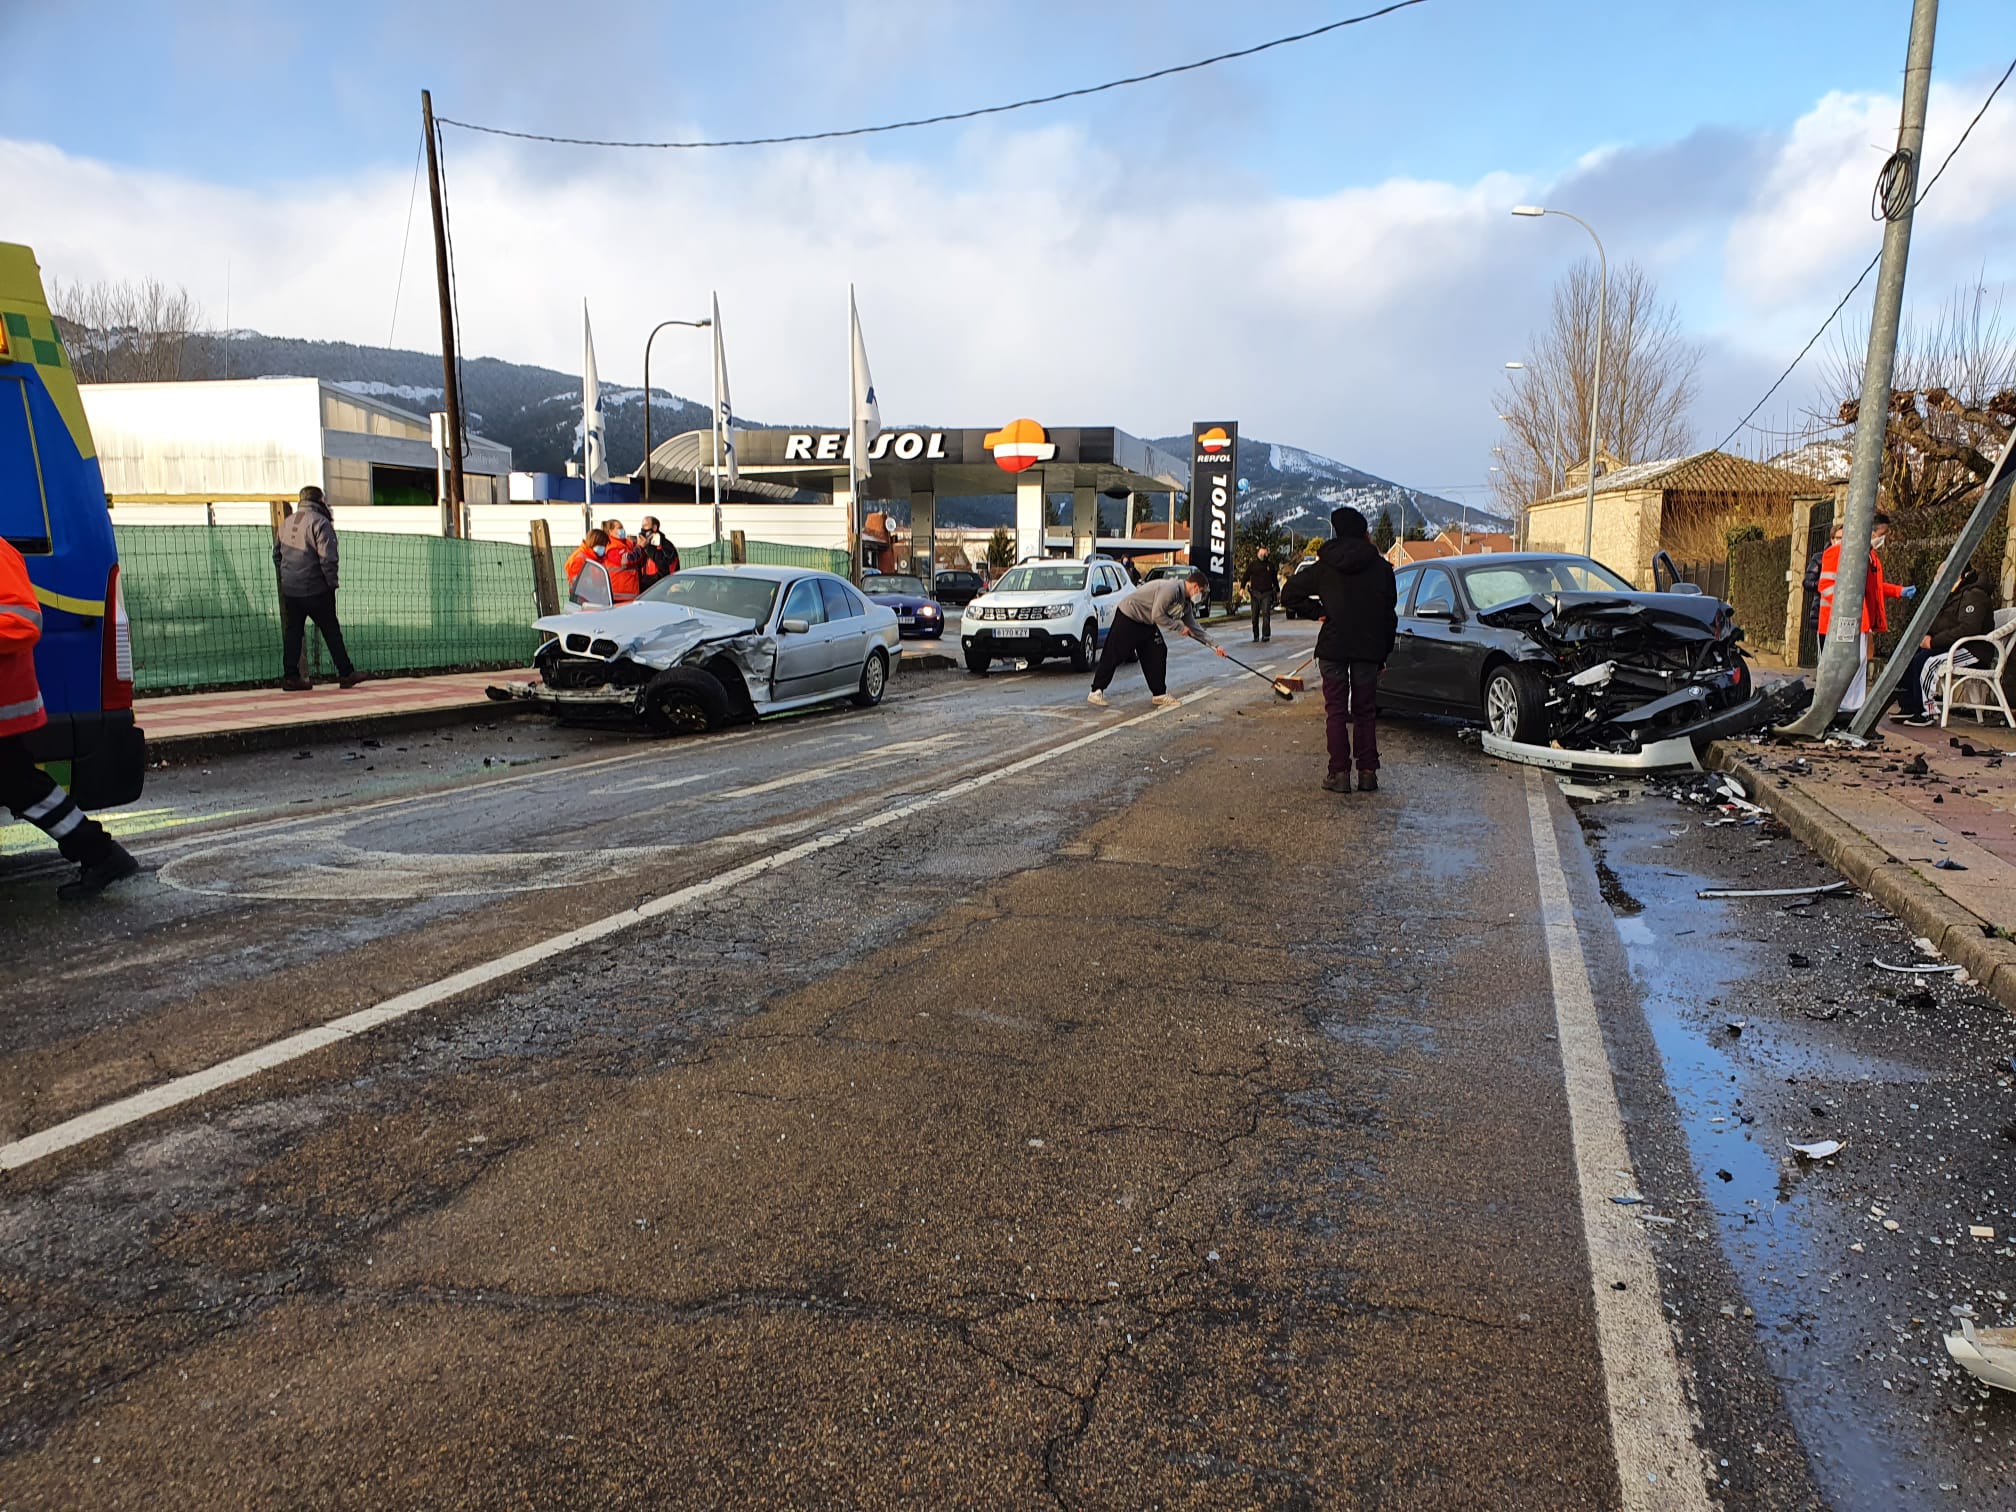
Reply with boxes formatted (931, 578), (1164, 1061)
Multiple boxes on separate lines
(1890, 565), (1993, 725)
(1241, 547), (1281, 643)
(1281, 507), (1398, 793)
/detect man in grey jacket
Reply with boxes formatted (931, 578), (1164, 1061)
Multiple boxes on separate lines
(1087, 569), (1225, 707)
(275, 485), (363, 689)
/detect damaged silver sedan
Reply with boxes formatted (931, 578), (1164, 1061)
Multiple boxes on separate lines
(488, 566), (901, 734)
(1380, 552), (1808, 766)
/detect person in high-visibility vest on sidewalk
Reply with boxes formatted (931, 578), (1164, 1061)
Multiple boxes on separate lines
(1817, 511), (1913, 714)
(0, 537), (139, 900)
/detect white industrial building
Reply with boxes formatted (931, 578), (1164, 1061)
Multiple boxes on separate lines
(80, 378), (541, 535)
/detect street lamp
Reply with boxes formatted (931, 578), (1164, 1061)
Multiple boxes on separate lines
(1513, 205), (1607, 558)
(641, 317), (712, 503)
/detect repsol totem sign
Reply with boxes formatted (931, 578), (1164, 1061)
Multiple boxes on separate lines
(1189, 422), (1237, 601)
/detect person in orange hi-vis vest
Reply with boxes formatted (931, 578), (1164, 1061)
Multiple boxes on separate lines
(0, 538), (139, 900)
(1817, 511), (1914, 713)
(600, 520), (643, 601)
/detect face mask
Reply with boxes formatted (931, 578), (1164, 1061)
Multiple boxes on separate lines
(593, 546), (607, 558)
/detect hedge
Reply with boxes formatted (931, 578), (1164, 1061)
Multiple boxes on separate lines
(1729, 534), (1790, 655)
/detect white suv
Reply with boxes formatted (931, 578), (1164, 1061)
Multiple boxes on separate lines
(960, 556), (1131, 675)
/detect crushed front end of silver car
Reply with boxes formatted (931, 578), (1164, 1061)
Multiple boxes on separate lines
(1478, 591), (1810, 761)
(487, 602), (777, 731)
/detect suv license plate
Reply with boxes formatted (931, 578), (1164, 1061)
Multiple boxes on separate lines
(992, 625), (1029, 637)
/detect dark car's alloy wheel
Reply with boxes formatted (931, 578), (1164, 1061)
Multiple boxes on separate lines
(1483, 664), (1547, 743)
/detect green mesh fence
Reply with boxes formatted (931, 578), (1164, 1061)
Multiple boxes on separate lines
(115, 525), (545, 693)
(118, 527), (855, 693)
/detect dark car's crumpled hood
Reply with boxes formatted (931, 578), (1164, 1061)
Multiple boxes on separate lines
(1476, 590), (1730, 642)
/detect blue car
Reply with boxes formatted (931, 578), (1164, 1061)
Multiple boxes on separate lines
(862, 573), (947, 639)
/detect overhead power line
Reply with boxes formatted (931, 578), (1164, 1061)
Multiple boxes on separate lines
(436, 1), (1428, 150)
(1713, 54), (2016, 455)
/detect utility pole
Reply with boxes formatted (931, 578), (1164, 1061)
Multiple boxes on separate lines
(1784, 0), (1937, 735)
(422, 90), (466, 535)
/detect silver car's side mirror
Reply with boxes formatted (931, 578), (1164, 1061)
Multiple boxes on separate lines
(780, 617), (811, 635)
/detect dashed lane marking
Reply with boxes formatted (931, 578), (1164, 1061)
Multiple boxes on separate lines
(1523, 768), (1711, 1509)
(0, 687), (1217, 1174)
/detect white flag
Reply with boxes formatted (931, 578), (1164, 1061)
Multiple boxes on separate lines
(712, 291), (737, 488)
(849, 284), (880, 481)
(582, 301), (608, 486)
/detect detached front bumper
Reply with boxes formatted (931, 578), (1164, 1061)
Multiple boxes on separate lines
(1480, 677), (1812, 773)
(486, 680), (646, 718)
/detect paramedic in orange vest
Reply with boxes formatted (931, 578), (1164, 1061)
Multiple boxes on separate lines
(0, 538), (140, 900)
(600, 520), (643, 602)
(1817, 511), (1913, 712)
(565, 529), (611, 587)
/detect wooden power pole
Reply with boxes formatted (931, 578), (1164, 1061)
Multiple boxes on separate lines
(422, 90), (467, 534)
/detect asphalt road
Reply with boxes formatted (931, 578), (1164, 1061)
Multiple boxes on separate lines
(0, 620), (2003, 1508)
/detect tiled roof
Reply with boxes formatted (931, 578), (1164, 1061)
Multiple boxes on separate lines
(1535, 450), (1824, 505)
(1387, 538), (1457, 564)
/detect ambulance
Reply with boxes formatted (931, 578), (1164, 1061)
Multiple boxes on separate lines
(1, 242), (143, 807)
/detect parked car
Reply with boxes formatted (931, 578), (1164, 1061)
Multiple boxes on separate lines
(1140, 562), (1213, 619)
(932, 569), (984, 606)
(960, 556), (1131, 675)
(862, 573), (948, 639)
(489, 565), (900, 734)
(1362, 551), (1801, 753)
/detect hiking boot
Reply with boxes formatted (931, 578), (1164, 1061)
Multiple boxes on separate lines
(1322, 772), (1351, 793)
(1150, 693), (1180, 708)
(338, 671), (367, 689)
(1087, 690), (1109, 708)
(280, 676), (312, 691)
(58, 842), (140, 902)
(1357, 771), (1379, 793)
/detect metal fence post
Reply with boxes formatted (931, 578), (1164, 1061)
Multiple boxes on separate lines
(530, 519), (560, 617)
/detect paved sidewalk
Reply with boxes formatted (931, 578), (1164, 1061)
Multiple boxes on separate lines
(139, 671), (515, 757)
(1710, 713), (2016, 1011)
(140, 646), (961, 760)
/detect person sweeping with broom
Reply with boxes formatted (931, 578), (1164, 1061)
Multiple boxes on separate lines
(1283, 507), (1397, 793)
(1088, 569), (1226, 708)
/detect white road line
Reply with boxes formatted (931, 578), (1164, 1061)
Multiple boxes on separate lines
(0, 687), (1217, 1175)
(1522, 768), (1710, 1510)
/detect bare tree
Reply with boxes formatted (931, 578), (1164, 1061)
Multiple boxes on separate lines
(48, 277), (212, 384)
(1824, 282), (2016, 518)
(1492, 260), (1701, 517)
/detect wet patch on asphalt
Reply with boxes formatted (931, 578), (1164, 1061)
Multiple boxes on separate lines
(1577, 786), (2016, 1509)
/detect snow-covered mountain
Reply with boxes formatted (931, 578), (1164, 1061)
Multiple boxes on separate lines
(1153, 437), (1506, 537)
(147, 332), (1489, 531)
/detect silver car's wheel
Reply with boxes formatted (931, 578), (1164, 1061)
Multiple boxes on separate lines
(852, 648), (889, 708)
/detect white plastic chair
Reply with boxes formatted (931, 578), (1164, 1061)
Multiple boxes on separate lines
(1938, 607), (2016, 727)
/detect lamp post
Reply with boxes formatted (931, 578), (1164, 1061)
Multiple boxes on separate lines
(641, 317), (711, 503)
(1512, 206), (1606, 557)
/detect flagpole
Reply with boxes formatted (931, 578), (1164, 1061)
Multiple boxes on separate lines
(581, 299), (593, 538)
(847, 284), (861, 583)
(711, 297), (723, 552)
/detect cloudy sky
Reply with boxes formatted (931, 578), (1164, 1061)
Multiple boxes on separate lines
(4, 0), (2013, 495)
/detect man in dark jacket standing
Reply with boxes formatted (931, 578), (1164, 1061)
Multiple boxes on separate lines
(1282, 507), (1398, 793)
(636, 516), (681, 589)
(275, 485), (363, 690)
(1242, 547), (1280, 643)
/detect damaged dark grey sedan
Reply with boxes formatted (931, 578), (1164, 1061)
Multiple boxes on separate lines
(1378, 552), (1806, 756)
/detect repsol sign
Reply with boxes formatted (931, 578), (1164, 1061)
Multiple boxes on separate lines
(782, 431), (948, 462)
(1189, 421), (1237, 601)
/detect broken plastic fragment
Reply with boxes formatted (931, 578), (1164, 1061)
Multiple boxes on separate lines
(1971, 1226), (1997, 1240)
(1789, 1139), (1845, 1160)
(1612, 1194), (1645, 1206)
(1697, 881), (1851, 900)
(1945, 1320), (2016, 1394)
(1934, 857), (1969, 871)
(1872, 959), (1963, 974)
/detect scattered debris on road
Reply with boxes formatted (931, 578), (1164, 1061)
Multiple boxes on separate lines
(1787, 1139), (1845, 1161)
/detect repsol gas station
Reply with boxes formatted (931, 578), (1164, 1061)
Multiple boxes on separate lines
(640, 420), (1241, 598)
